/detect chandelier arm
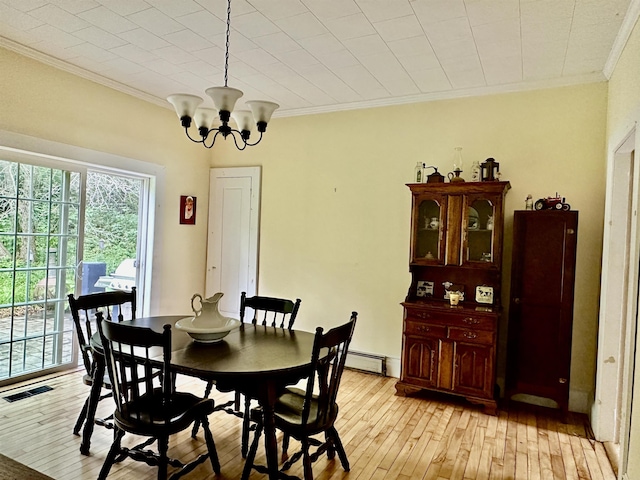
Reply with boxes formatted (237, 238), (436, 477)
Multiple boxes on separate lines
(229, 131), (248, 151)
(244, 131), (264, 147)
(184, 126), (205, 144)
(203, 130), (222, 149)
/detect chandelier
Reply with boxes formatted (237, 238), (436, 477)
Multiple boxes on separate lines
(167, 0), (279, 150)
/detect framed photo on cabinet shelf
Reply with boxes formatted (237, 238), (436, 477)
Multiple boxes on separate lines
(475, 285), (494, 304)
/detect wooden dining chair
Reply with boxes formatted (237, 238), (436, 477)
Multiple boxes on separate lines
(95, 312), (220, 480)
(67, 287), (136, 443)
(242, 312), (357, 480)
(192, 291), (301, 458)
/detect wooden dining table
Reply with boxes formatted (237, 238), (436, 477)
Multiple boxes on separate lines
(83, 315), (318, 480)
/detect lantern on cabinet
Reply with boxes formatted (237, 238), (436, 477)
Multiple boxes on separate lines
(480, 158), (500, 181)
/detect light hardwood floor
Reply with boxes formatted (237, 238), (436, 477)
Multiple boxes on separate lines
(0, 368), (615, 480)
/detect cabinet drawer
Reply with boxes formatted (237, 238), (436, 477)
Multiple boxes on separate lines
(406, 308), (496, 331)
(405, 321), (446, 338)
(448, 327), (494, 345)
(445, 313), (496, 331)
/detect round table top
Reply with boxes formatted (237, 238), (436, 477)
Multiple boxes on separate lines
(120, 315), (318, 383)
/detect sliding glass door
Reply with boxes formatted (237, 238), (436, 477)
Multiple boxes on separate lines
(0, 160), (81, 381)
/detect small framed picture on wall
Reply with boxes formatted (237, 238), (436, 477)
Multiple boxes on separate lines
(180, 195), (196, 225)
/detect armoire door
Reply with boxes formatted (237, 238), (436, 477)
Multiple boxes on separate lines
(505, 210), (578, 414)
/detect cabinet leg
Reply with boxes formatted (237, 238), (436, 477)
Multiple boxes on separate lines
(394, 382), (421, 397)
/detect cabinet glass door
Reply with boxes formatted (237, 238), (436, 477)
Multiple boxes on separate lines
(464, 197), (495, 265)
(412, 197), (444, 264)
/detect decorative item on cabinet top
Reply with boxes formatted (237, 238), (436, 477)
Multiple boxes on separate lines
(534, 193), (571, 211)
(424, 166), (445, 183)
(480, 158), (500, 181)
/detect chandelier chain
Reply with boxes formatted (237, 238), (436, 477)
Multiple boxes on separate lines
(224, 0), (231, 87)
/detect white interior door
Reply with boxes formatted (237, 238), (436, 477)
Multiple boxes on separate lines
(206, 167), (260, 318)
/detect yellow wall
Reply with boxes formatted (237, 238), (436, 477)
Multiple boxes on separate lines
(0, 47), (212, 314)
(607, 14), (640, 479)
(213, 83), (608, 409)
(1, 45), (609, 412)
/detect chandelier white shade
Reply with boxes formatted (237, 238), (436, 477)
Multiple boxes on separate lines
(166, 0), (278, 150)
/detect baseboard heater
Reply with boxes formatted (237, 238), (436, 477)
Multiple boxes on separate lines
(345, 350), (386, 376)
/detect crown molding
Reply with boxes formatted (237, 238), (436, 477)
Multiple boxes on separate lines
(603, 0), (640, 79)
(1, 35), (608, 120)
(276, 72), (607, 118)
(0, 36), (168, 109)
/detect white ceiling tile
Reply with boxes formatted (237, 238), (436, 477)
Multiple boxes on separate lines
(397, 52), (441, 73)
(431, 35), (478, 60)
(77, 6), (138, 34)
(73, 26), (127, 49)
(387, 36), (436, 59)
(95, 0), (150, 16)
(0, 23), (42, 45)
(343, 34), (388, 58)
(356, 0), (414, 23)
(324, 13), (376, 41)
(520, 0), (575, 22)
(412, 0), (467, 25)
(153, 45), (200, 64)
(225, 59), (260, 77)
(146, 0), (203, 17)
(255, 32), (301, 55)
(374, 15), (424, 42)
(315, 49), (360, 69)
(29, 4), (91, 31)
(96, 56), (147, 76)
(234, 47), (279, 66)
(29, 23), (84, 47)
(127, 8), (184, 36)
(301, 0), (361, 21)
(0, 2), (44, 30)
(164, 29), (214, 52)
(274, 49), (320, 68)
(297, 33), (344, 56)
(472, 18), (519, 45)
(521, 16), (570, 44)
(402, 64), (452, 92)
(446, 67), (485, 89)
(481, 54), (522, 85)
(194, 0), (256, 18)
(297, 63), (362, 102)
(207, 31), (257, 52)
(181, 59), (222, 78)
(333, 63), (388, 99)
(66, 41), (118, 62)
(167, 70), (212, 91)
(119, 28), (171, 50)
(110, 43), (160, 63)
(142, 58), (187, 75)
(275, 12), (328, 40)
(34, 40), (82, 59)
(358, 51), (420, 95)
(54, 0), (100, 15)
(248, 0), (308, 21)
(192, 46), (226, 63)
(1, 0), (48, 12)
(465, 0), (520, 27)
(176, 10), (225, 38)
(232, 11), (280, 38)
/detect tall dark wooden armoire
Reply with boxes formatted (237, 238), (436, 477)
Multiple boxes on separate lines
(505, 210), (578, 415)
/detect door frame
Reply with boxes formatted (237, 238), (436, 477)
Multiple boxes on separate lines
(594, 125), (638, 478)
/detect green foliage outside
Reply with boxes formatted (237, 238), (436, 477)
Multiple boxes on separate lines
(0, 161), (140, 305)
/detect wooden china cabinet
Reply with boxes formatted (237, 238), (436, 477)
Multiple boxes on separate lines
(395, 181), (510, 414)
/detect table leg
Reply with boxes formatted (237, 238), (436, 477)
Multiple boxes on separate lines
(261, 400), (279, 479)
(81, 354), (105, 455)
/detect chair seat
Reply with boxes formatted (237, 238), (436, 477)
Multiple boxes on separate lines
(116, 390), (216, 436)
(273, 388), (338, 434)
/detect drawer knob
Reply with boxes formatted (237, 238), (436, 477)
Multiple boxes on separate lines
(418, 325), (430, 332)
(462, 331), (478, 339)
(463, 317), (480, 325)
(417, 312), (431, 319)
